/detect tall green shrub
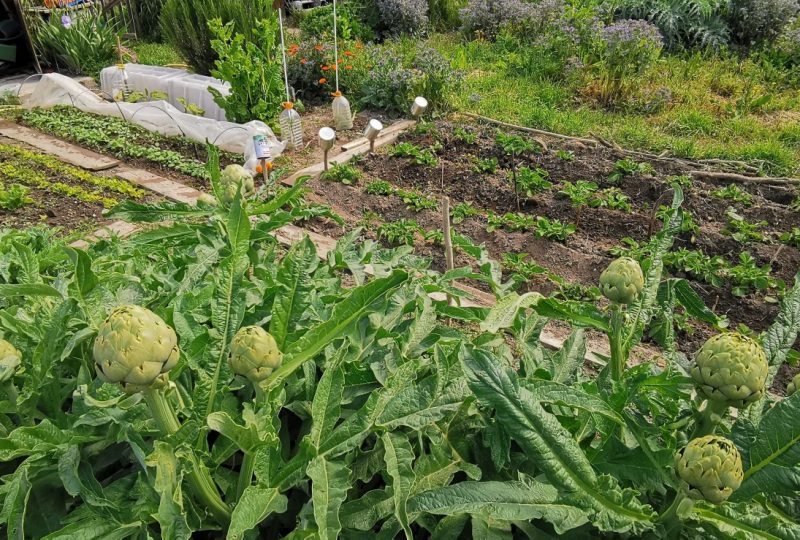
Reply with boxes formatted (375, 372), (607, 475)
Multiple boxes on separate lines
(133, 0), (164, 41)
(160, 0), (273, 74)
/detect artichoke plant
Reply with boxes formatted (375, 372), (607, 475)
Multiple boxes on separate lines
(788, 373), (800, 397)
(229, 326), (283, 382)
(93, 305), (180, 393)
(675, 435), (744, 504)
(0, 339), (21, 384)
(691, 333), (768, 409)
(599, 257), (644, 305)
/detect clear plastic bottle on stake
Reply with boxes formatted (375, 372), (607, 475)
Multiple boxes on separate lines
(110, 64), (129, 102)
(279, 102), (303, 150)
(332, 91), (353, 130)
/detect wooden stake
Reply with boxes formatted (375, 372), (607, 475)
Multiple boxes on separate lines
(442, 196), (455, 307)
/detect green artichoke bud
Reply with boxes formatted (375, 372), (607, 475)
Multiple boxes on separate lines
(787, 373), (800, 397)
(221, 165), (255, 204)
(599, 257), (644, 305)
(196, 193), (217, 207)
(93, 305), (180, 393)
(691, 333), (768, 409)
(0, 339), (21, 384)
(675, 435), (743, 504)
(229, 326), (283, 382)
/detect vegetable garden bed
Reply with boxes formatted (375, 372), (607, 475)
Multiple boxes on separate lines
(299, 120), (800, 353)
(0, 138), (155, 232)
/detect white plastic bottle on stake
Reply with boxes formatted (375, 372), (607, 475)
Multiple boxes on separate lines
(278, 6), (303, 150)
(330, 0), (353, 130)
(332, 91), (353, 130)
(279, 102), (303, 150)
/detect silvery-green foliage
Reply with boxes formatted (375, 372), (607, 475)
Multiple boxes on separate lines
(375, 0), (429, 36)
(728, 0), (800, 46)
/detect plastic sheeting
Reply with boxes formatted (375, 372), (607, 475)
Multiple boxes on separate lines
(22, 73), (285, 173)
(99, 64), (230, 122)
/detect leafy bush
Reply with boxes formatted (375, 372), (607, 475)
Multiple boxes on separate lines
(614, 0), (730, 50)
(376, 0), (430, 36)
(728, 0), (799, 47)
(297, 3), (376, 41)
(208, 18), (283, 124)
(357, 42), (460, 114)
(132, 42), (184, 66)
(287, 41), (363, 103)
(132, 0), (164, 41)
(160, 0), (273, 74)
(459, 0), (541, 39)
(428, 0), (466, 30)
(32, 10), (119, 78)
(768, 25), (800, 67)
(588, 19), (664, 105)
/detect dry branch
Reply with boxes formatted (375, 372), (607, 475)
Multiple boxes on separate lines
(689, 170), (800, 186)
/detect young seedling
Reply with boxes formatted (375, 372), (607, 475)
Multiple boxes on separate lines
(712, 184), (753, 206)
(391, 142), (438, 166)
(451, 201), (480, 224)
(556, 149), (575, 161)
(723, 207), (767, 243)
(366, 180), (394, 196)
(453, 127), (478, 144)
(534, 216), (576, 242)
(496, 131), (535, 209)
(502, 252), (547, 281)
(729, 252), (780, 297)
(608, 158), (654, 183)
(377, 218), (422, 246)
(320, 163), (360, 185)
(472, 156), (498, 174)
(514, 166), (552, 198)
(559, 180), (598, 229)
(779, 227), (800, 248)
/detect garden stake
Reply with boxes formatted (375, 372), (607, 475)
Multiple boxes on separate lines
(278, 5), (303, 150)
(442, 196), (455, 306)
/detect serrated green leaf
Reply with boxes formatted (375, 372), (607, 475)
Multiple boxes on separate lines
(409, 481), (588, 534)
(480, 292), (542, 333)
(460, 347), (655, 534)
(522, 380), (624, 425)
(145, 442), (191, 540)
(383, 432), (415, 539)
(270, 271), (408, 385)
(734, 392), (800, 500)
(309, 365), (345, 451)
(307, 457), (350, 540)
(269, 236), (318, 349)
(227, 486), (287, 540)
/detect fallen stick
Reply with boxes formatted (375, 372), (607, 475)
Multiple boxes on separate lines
(689, 170), (800, 186)
(462, 112), (598, 146)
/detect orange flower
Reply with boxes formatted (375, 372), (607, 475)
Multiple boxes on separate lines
(344, 50), (354, 57)
(355, 41), (363, 49)
(319, 78), (327, 84)
(345, 65), (353, 70)
(321, 65), (329, 71)
(287, 44), (300, 56)
(300, 58), (307, 64)
(337, 58), (343, 64)
(256, 164), (263, 174)
(314, 44), (323, 51)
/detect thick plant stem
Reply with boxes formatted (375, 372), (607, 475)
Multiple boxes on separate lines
(3, 382), (18, 407)
(143, 387), (231, 523)
(235, 384), (264, 501)
(658, 490), (690, 539)
(609, 305), (626, 382)
(691, 399), (729, 439)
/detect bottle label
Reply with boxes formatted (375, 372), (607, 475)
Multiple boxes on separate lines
(253, 135), (271, 159)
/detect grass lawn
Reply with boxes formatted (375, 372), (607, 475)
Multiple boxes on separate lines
(428, 33), (800, 175)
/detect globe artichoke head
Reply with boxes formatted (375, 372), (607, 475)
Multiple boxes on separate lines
(220, 165), (255, 204)
(229, 326), (283, 382)
(0, 339), (21, 383)
(93, 305), (180, 393)
(599, 257), (644, 305)
(691, 333), (768, 409)
(675, 435), (743, 504)
(787, 373), (800, 397)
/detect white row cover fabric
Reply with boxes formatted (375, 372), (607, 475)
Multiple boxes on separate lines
(99, 64), (230, 122)
(22, 73), (285, 173)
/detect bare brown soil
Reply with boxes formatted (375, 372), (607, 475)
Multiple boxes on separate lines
(298, 120), (800, 380)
